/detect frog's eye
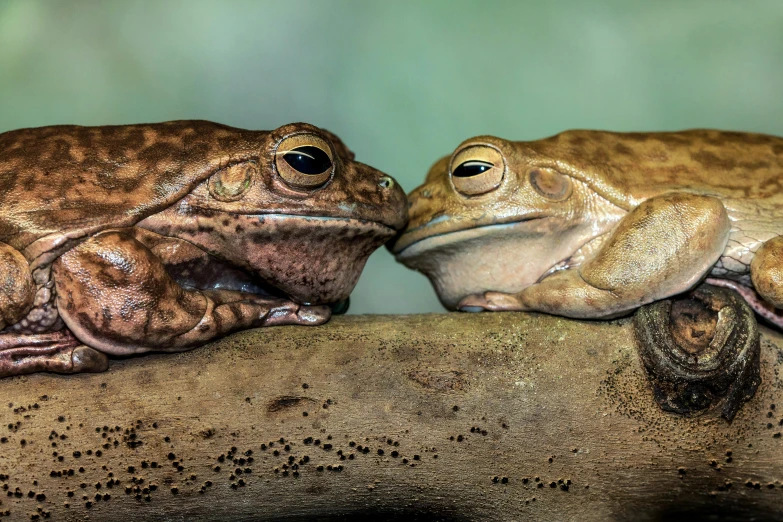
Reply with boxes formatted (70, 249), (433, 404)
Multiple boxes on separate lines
(453, 160), (494, 178)
(275, 134), (334, 189)
(450, 145), (505, 196)
(283, 146), (332, 175)
(528, 168), (572, 201)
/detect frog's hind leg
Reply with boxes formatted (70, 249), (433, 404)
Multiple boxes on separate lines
(750, 235), (783, 309)
(0, 330), (109, 378)
(705, 278), (783, 329)
(52, 230), (331, 357)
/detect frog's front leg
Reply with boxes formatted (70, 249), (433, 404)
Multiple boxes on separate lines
(53, 230), (330, 356)
(459, 193), (731, 318)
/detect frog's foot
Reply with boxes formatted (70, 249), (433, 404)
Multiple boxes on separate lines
(0, 331), (109, 378)
(262, 302), (332, 327)
(458, 291), (525, 312)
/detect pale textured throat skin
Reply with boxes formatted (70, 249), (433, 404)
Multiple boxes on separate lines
(392, 129), (783, 324)
(395, 215), (622, 310)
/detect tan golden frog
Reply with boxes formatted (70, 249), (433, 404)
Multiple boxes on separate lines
(0, 120), (406, 377)
(391, 129), (783, 327)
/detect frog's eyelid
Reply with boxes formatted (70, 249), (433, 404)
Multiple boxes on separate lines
(459, 160), (494, 168)
(276, 150), (316, 161)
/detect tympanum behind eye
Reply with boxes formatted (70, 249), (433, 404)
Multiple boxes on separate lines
(208, 162), (257, 202)
(529, 168), (572, 201)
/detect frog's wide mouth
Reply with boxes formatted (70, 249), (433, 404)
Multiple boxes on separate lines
(244, 214), (400, 243)
(391, 215), (545, 258)
(185, 205), (403, 236)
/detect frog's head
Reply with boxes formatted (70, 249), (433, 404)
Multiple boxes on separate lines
(389, 135), (598, 309)
(143, 122), (408, 306)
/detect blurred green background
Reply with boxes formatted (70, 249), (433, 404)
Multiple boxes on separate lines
(1, 0), (781, 314)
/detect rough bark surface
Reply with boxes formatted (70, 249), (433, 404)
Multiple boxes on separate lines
(0, 313), (782, 521)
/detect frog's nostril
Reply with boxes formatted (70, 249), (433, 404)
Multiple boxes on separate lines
(379, 176), (394, 190)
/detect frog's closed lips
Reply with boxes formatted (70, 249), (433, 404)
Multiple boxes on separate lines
(391, 214), (546, 256)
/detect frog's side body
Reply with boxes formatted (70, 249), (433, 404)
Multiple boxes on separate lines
(392, 129), (783, 327)
(525, 130), (783, 287)
(0, 120), (407, 376)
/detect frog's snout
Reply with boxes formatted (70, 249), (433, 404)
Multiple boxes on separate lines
(377, 172), (409, 231)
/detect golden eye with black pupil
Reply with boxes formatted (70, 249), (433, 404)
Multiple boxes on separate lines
(275, 134), (334, 189)
(452, 160), (494, 178)
(449, 144), (505, 196)
(283, 146), (332, 175)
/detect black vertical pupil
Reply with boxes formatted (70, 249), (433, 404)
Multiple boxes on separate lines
(283, 146), (332, 175)
(452, 160), (494, 178)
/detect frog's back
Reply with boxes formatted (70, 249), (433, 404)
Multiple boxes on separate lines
(0, 120), (261, 252)
(527, 129), (783, 209)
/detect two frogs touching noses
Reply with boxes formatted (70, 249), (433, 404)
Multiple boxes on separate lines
(0, 121), (781, 377)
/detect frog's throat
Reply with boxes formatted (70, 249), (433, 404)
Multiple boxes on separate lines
(136, 213), (398, 305)
(394, 218), (598, 310)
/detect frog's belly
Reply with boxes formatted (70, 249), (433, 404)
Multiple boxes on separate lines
(711, 199), (783, 286)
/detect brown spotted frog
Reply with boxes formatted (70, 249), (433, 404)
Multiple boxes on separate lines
(391, 129), (783, 327)
(0, 120), (406, 377)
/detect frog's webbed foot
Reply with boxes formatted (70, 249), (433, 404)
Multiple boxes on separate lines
(634, 283), (760, 421)
(457, 291), (525, 312)
(0, 330), (109, 378)
(261, 301), (331, 327)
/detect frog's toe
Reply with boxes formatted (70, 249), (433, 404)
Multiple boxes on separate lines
(458, 292), (523, 312)
(296, 305), (331, 326)
(71, 345), (109, 373)
(457, 294), (489, 312)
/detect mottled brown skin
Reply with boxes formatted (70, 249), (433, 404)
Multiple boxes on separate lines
(391, 129), (783, 326)
(0, 120), (407, 377)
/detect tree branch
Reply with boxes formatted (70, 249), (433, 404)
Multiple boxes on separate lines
(1, 313), (782, 521)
